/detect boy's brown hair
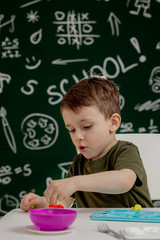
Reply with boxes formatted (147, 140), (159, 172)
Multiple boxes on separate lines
(60, 77), (120, 119)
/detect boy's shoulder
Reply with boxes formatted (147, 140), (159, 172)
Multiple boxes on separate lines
(109, 140), (140, 158)
(114, 140), (139, 150)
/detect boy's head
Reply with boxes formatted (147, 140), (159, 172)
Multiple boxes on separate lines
(61, 77), (121, 160)
(60, 77), (120, 119)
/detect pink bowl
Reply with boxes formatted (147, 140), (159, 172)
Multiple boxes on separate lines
(28, 208), (77, 231)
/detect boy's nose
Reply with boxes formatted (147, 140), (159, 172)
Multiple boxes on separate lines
(75, 130), (84, 140)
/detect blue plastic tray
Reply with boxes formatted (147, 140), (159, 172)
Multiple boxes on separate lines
(91, 209), (160, 223)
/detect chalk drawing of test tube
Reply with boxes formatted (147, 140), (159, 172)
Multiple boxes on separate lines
(0, 106), (17, 153)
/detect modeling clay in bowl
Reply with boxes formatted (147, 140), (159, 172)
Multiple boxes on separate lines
(29, 208), (77, 231)
(49, 204), (64, 208)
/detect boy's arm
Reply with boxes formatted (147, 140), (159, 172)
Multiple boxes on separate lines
(45, 169), (136, 204)
(74, 169), (137, 194)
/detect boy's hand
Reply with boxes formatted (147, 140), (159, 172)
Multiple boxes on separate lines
(45, 177), (76, 204)
(20, 193), (45, 212)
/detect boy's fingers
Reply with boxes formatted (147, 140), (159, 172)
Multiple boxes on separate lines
(49, 192), (58, 205)
(57, 193), (65, 201)
(44, 192), (50, 204)
(45, 187), (52, 203)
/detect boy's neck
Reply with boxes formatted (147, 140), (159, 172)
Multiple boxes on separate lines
(90, 138), (118, 161)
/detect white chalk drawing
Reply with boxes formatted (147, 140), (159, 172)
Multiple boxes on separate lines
(21, 113), (59, 150)
(52, 58), (89, 65)
(147, 119), (159, 133)
(0, 176), (11, 185)
(149, 66), (160, 93)
(1, 37), (21, 59)
(20, 0), (42, 8)
(0, 107), (17, 154)
(25, 56), (41, 69)
(81, 55), (138, 78)
(129, 0), (152, 18)
(138, 119), (159, 133)
(0, 194), (19, 214)
(58, 162), (72, 179)
(47, 78), (69, 102)
(130, 37), (147, 63)
(107, 12), (121, 36)
(120, 122), (134, 133)
(126, 0), (131, 7)
(46, 177), (53, 187)
(15, 164), (32, 176)
(30, 28), (42, 44)
(44, 177), (53, 196)
(0, 164), (32, 185)
(119, 95), (125, 110)
(26, 10), (40, 23)
(0, 165), (12, 185)
(47, 85), (63, 105)
(70, 56), (138, 84)
(134, 99), (160, 112)
(120, 119), (159, 133)
(21, 79), (38, 95)
(47, 55), (139, 106)
(0, 15), (16, 34)
(0, 165), (12, 177)
(53, 11), (100, 50)
(19, 189), (36, 199)
(156, 42), (160, 50)
(0, 72), (11, 93)
(60, 79), (69, 95)
(97, 0), (110, 1)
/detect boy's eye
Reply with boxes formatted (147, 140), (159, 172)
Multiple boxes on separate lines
(84, 125), (92, 129)
(69, 129), (75, 133)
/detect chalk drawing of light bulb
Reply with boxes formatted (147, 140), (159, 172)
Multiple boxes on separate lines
(149, 66), (160, 93)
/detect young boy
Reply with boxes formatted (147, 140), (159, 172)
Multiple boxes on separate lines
(20, 77), (153, 211)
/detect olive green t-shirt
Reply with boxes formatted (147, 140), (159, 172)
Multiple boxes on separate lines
(67, 140), (154, 208)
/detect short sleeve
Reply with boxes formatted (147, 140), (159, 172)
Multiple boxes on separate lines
(113, 142), (145, 186)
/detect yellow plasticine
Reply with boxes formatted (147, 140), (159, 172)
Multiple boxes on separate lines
(131, 204), (142, 210)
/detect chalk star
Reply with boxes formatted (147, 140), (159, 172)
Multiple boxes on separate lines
(26, 10), (40, 23)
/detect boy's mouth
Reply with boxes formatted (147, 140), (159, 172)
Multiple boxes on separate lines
(79, 146), (86, 151)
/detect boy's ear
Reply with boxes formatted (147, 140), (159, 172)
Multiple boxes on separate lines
(109, 113), (121, 132)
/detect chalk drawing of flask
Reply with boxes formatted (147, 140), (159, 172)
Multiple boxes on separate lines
(0, 106), (17, 153)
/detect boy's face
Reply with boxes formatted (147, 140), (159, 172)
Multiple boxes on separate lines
(62, 105), (118, 161)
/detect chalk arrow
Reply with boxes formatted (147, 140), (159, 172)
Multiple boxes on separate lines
(107, 12), (121, 36)
(51, 58), (88, 65)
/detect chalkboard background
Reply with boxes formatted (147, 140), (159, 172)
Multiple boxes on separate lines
(0, 0), (160, 216)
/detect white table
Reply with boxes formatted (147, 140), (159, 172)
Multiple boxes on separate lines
(1, 208), (160, 240)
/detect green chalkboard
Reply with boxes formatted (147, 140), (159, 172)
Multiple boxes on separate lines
(0, 0), (160, 216)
